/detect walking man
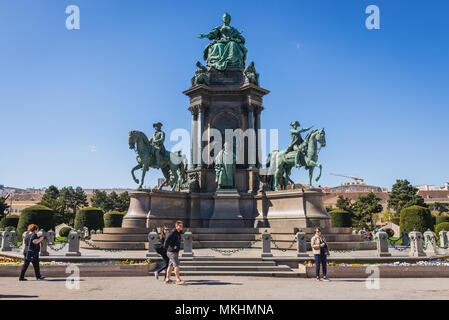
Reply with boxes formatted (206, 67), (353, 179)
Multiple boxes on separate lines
(164, 221), (184, 285)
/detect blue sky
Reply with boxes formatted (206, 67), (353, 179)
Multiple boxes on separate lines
(1, 0), (448, 190)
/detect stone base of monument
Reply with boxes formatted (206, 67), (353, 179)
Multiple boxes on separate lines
(209, 191), (244, 228)
(83, 188), (375, 251)
(253, 189), (332, 230)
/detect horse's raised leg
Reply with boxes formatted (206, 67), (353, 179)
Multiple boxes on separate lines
(315, 164), (322, 182)
(308, 166), (314, 187)
(139, 165), (149, 189)
(131, 164), (142, 185)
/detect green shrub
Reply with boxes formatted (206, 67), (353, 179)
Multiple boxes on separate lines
(59, 226), (72, 237)
(104, 211), (126, 228)
(0, 215), (20, 228)
(329, 209), (352, 227)
(382, 228), (394, 238)
(5, 226), (16, 231)
(391, 217), (400, 226)
(400, 205), (433, 234)
(436, 216), (449, 225)
(17, 205), (55, 235)
(435, 222), (449, 235)
(74, 207), (104, 231)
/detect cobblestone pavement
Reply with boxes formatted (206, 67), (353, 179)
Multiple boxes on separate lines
(1, 276), (449, 300)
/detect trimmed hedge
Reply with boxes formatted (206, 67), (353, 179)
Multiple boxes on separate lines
(17, 205), (55, 235)
(59, 226), (72, 237)
(436, 216), (449, 225)
(329, 209), (352, 227)
(74, 207), (104, 231)
(0, 215), (20, 228)
(104, 211), (126, 228)
(399, 205), (433, 234)
(435, 222), (449, 235)
(391, 217), (400, 226)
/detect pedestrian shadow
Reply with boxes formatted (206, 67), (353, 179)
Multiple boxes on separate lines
(43, 278), (85, 282)
(183, 279), (242, 286)
(326, 279), (366, 282)
(0, 294), (39, 298)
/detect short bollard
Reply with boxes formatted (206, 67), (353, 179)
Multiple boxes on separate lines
(296, 231), (308, 257)
(22, 231), (29, 253)
(409, 230), (426, 257)
(39, 230), (49, 256)
(146, 229), (159, 258)
(182, 230), (194, 258)
(261, 230), (273, 258)
(376, 230), (391, 257)
(90, 230), (96, 236)
(47, 230), (55, 244)
(439, 230), (448, 249)
(424, 229), (438, 256)
(0, 231), (4, 250)
(1, 231), (12, 252)
(10, 230), (18, 246)
(96, 229), (103, 234)
(65, 230), (81, 256)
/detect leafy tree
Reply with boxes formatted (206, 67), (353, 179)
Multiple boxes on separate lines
(116, 191), (130, 212)
(60, 187), (88, 225)
(0, 195), (10, 220)
(382, 209), (397, 222)
(352, 192), (383, 228)
(91, 189), (108, 211)
(387, 179), (426, 214)
(41, 185), (60, 201)
(336, 195), (353, 213)
(429, 202), (449, 216)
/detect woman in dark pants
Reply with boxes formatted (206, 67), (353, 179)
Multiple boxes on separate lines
(311, 227), (330, 281)
(154, 226), (170, 280)
(19, 224), (45, 281)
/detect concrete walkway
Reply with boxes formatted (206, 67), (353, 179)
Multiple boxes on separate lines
(1, 276), (449, 300)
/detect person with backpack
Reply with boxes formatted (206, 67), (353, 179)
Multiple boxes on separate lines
(19, 224), (45, 281)
(154, 226), (170, 280)
(311, 227), (330, 281)
(164, 221), (184, 285)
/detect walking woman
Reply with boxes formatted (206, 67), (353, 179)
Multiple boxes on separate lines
(154, 226), (170, 280)
(311, 227), (330, 281)
(19, 224), (45, 281)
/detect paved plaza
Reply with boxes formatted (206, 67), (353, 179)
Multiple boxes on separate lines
(2, 276), (449, 300)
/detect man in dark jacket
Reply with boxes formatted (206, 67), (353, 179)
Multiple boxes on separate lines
(164, 221), (184, 284)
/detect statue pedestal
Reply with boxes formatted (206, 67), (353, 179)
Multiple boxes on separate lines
(254, 189), (331, 230)
(122, 191), (151, 228)
(209, 191), (244, 228)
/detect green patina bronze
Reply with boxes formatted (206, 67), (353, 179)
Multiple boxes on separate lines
(266, 125), (326, 191)
(215, 142), (236, 190)
(191, 61), (210, 86)
(244, 61), (259, 85)
(128, 129), (187, 191)
(198, 12), (247, 71)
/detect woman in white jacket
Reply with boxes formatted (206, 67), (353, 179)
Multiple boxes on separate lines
(310, 227), (330, 281)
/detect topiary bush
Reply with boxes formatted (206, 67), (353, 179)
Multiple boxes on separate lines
(17, 205), (55, 235)
(104, 211), (126, 228)
(435, 222), (449, 235)
(5, 226), (16, 231)
(59, 226), (72, 237)
(436, 216), (449, 225)
(74, 207), (104, 231)
(329, 209), (352, 227)
(400, 205), (433, 234)
(382, 228), (394, 238)
(0, 215), (20, 228)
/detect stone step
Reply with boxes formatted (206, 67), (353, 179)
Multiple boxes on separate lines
(103, 227), (151, 234)
(193, 241), (254, 248)
(92, 234), (148, 242)
(180, 260), (276, 266)
(193, 234), (259, 241)
(176, 270), (304, 277)
(80, 241), (148, 250)
(252, 241), (377, 250)
(180, 265), (292, 272)
(268, 234), (363, 242)
(190, 228), (260, 234)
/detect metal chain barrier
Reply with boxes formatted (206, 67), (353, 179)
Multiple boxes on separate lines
(208, 236), (262, 256)
(270, 237), (297, 252)
(47, 242), (68, 252)
(5, 233), (23, 249)
(388, 235), (411, 252)
(329, 240), (376, 253)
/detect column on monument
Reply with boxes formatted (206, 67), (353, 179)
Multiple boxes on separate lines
(255, 106), (262, 168)
(190, 107), (198, 168)
(247, 104), (255, 168)
(197, 105), (205, 168)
